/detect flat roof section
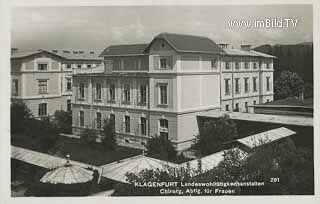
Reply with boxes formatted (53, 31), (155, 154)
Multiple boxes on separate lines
(198, 110), (313, 127)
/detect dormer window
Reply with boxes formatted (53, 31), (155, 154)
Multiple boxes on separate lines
(160, 58), (167, 69)
(38, 63), (48, 71)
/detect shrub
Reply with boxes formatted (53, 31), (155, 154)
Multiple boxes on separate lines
(53, 110), (72, 134)
(146, 134), (177, 160)
(11, 101), (32, 134)
(101, 118), (116, 150)
(80, 128), (97, 145)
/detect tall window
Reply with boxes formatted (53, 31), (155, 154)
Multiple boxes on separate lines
(12, 79), (18, 96)
(96, 83), (101, 100)
(234, 103), (239, 112)
(159, 84), (168, 105)
(109, 114), (115, 129)
(225, 104), (229, 111)
(38, 79), (48, 94)
(109, 84), (115, 101)
(266, 63), (270, 69)
(66, 78), (72, 91)
(253, 62), (257, 69)
(253, 77), (257, 92)
(66, 64), (72, 69)
(96, 112), (101, 129)
(244, 62), (249, 69)
(226, 62), (231, 70)
(79, 111), (84, 127)
(245, 102), (248, 113)
(125, 115), (130, 133)
(38, 63), (48, 71)
(123, 84), (130, 103)
(253, 100), (256, 105)
(235, 78), (240, 94)
(211, 59), (217, 69)
(235, 62), (240, 69)
(224, 79), (230, 95)
(38, 103), (47, 116)
(67, 99), (71, 112)
(159, 119), (168, 139)
(79, 83), (85, 99)
(244, 78), (249, 93)
(266, 77), (271, 91)
(77, 64), (82, 69)
(160, 58), (167, 69)
(140, 117), (147, 135)
(139, 85), (147, 104)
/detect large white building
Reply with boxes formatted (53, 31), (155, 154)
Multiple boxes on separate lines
(71, 33), (275, 150)
(11, 49), (102, 118)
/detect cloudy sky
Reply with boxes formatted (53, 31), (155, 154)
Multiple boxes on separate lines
(11, 4), (313, 52)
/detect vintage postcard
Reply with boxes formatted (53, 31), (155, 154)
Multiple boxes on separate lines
(1, 0), (319, 203)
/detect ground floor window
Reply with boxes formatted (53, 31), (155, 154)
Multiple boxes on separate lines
(225, 104), (229, 111)
(79, 111), (84, 127)
(38, 103), (47, 116)
(140, 117), (146, 135)
(159, 119), (168, 139)
(109, 114), (115, 129)
(67, 99), (71, 112)
(245, 102), (248, 112)
(234, 103), (239, 112)
(96, 112), (101, 129)
(125, 115), (130, 133)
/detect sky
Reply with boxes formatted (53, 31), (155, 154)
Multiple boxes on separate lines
(11, 5), (313, 52)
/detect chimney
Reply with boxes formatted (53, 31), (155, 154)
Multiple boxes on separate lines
(241, 44), (252, 51)
(218, 43), (229, 49)
(11, 48), (19, 54)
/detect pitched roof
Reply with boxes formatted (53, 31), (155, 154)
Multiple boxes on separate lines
(149, 32), (225, 54)
(236, 127), (296, 149)
(99, 44), (149, 57)
(11, 49), (102, 61)
(223, 48), (276, 58)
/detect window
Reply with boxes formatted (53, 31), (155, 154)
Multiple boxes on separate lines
(235, 78), (240, 94)
(79, 111), (84, 127)
(226, 62), (230, 70)
(66, 64), (72, 69)
(38, 63), (48, 71)
(159, 119), (168, 139)
(109, 84), (115, 101)
(266, 77), (271, 91)
(123, 84), (130, 103)
(139, 85), (147, 104)
(95, 83), (102, 100)
(159, 84), (168, 105)
(267, 99), (270, 103)
(77, 64), (82, 69)
(225, 104), (229, 111)
(253, 63), (257, 69)
(79, 83), (85, 99)
(244, 78), (249, 93)
(160, 58), (167, 69)
(67, 99), (71, 112)
(253, 77), (257, 92)
(235, 62), (240, 69)
(253, 100), (256, 105)
(12, 79), (18, 96)
(125, 115), (130, 133)
(211, 59), (217, 69)
(140, 117), (147, 135)
(244, 62), (249, 69)
(266, 63), (270, 69)
(38, 79), (48, 94)
(38, 103), (47, 116)
(96, 112), (101, 129)
(66, 78), (72, 91)
(224, 79), (230, 95)
(109, 114), (115, 129)
(87, 64), (91, 68)
(245, 102), (248, 113)
(234, 103), (239, 112)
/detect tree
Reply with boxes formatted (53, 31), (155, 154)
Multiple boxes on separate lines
(274, 70), (305, 100)
(194, 114), (238, 156)
(53, 110), (72, 134)
(11, 101), (32, 133)
(80, 128), (97, 145)
(146, 134), (177, 160)
(101, 118), (116, 150)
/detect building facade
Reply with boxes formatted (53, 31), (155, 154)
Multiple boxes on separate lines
(11, 49), (102, 118)
(71, 33), (275, 150)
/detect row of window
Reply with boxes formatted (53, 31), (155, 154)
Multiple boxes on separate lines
(78, 83), (168, 106)
(37, 100), (72, 116)
(225, 99), (270, 113)
(224, 76), (271, 95)
(36, 63), (96, 71)
(79, 111), (169, 138)
(224, 61), (271, 70)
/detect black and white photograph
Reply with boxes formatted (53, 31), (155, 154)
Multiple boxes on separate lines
(1, 0), (319, 201)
